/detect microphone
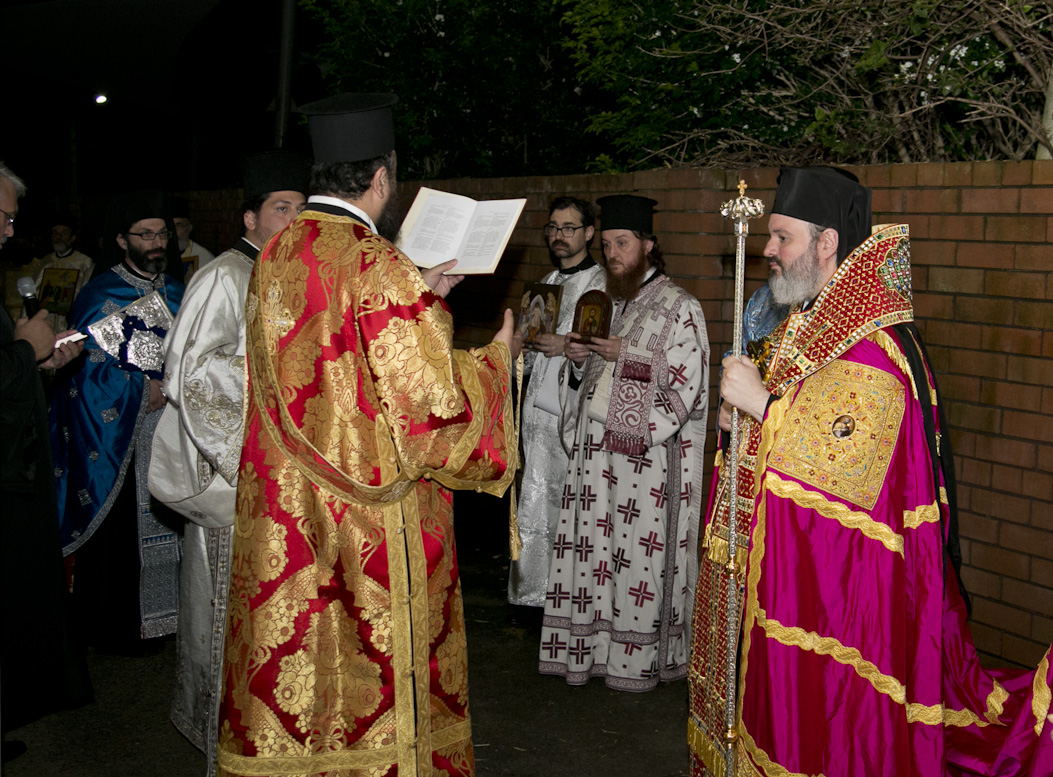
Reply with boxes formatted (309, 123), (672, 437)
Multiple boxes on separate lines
(16, 277), (41, 317)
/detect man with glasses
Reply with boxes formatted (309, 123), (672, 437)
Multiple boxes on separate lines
(50, 190), (185, 654)
(509, 196), (604, 612)
(540, 195), (710, 692)
(149, 150), (310, 770)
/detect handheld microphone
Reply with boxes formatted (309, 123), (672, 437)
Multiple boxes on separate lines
(16, 276), (40, 318)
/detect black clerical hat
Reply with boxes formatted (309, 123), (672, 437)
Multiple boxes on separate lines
(117, 189), (171, 233)
(771, 167), (872, 263)
(597, 195), (659, 234)
(242, 150), (312, 200)
(301, 93), (398, 163)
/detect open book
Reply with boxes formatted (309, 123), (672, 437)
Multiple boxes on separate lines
(396, 187), (526, 274)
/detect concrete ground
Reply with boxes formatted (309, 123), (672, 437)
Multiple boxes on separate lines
(3, 491), (689, 776)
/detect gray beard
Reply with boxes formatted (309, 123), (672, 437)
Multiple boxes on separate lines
(127, 243), (167, 275)
(769, 246), (823, 306)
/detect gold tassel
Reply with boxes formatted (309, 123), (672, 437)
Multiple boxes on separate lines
(508, 350), (525, 560)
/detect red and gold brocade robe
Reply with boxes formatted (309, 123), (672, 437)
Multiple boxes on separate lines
(688, 225), (1053, 776)
(217, 209), (516, 777)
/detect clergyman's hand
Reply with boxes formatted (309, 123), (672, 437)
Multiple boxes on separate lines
(14, 309), (56, 362)
(584, 335), (621, 363)
(420, 259), (464, 299)
(492, 309), (522, 360)
(533, 333), (565, 358)
(563, 332), (590, 367)
(147, 378), (167, 413)
(39, 330), (85, 369)
(720, 355), (770, 423)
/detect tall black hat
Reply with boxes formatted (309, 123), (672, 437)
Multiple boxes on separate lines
(596, 195), (659, 234)
(115, 189), (171, 234)
(170, 196), (191, 221)
(242, 150), (312, 200)
(771, 167), (872, 263)
(301, 93), (398, 163)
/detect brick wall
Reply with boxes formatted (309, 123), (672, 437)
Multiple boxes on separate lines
(400, 162), (1052, 669)
(180, 161), (1051, 668)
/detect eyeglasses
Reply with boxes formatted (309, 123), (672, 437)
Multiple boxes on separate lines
(0, 207), (15, 227)
(126, 229), (172, 242)
(543, 223), (586, 238)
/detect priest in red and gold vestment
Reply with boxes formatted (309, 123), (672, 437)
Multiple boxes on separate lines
(217, 93), (520, 777)
(689, 168), (1052, 776)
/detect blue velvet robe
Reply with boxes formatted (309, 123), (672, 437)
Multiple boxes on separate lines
(50, 263), (185, 637)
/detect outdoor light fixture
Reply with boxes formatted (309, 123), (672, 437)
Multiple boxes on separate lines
(95, 94), (107, 104)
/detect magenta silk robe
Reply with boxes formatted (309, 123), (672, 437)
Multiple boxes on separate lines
(689, 225), (1052, 776)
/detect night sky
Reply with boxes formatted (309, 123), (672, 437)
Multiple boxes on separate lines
(3, 0), (328, 253)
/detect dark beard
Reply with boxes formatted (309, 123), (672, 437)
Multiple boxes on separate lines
(127, 242), (167, 275)
(605, 255), (649, 301)
(375, 186), (402, 243)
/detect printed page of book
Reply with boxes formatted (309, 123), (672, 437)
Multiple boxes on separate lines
(453, 198), (526, 273)
(397, 188), (476, 267)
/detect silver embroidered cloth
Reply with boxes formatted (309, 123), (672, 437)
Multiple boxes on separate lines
(88, 290), (173, 375)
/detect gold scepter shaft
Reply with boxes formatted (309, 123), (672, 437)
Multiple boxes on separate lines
(718, 179), (764, 775)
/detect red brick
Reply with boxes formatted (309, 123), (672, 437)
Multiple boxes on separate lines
(903, 215), (930, 238)
(961, 188), (1021, 213)
(1002, 635), (1047, 667)
(1002, 578), (1053, 617)
(928, 214), (985, 241)
(959, 566), (1002, 599)
(929, 267), (984, 294)
(958, 511), (1000, 543)
(985, 271), (1047, 300)
(955, 242), (1013, 269)
(972, 161), (1004, 186)
(912, 267), (929, 292)
(979, 380), (1041, 411)
(970, 543), (1031, 580)
(1001, 161), (1034, 186)
(957, 297), (1013, 325)
(985, 216), (1047, 243)
(990, 464), (1023, 493)
(966, 621), (1002, 656)
(906, 188), (960, 213)
(954, 429), (977, 457)
(945, 349), (1006, 379)
(958, 456), (991, 487)
(913, 240), (957, 267)
(1004, 410), (1053, 444)
(915, 162), (945, 187)
(676, 278), (727, 302)
(941, 163), (973, 186)
(982, 326), (1044, 355)
(870, 188), (904, 215)
(1034, 161), (1053, 185)
(1038, 445), (1053, 473)
(960, 537), (972, 565)
(1030, 507), (1053, 533)
(1001, 523), (1053, 559)
(1032, 615), (1053, 644)
(947, 403), (1002, 434)
(861, 165), (891, 188)
(1015, 301), (1053, 329)
(1019, 187), (1053, 215)
(890, 164), (918, 187)
(969, 487), (1030, 523)
(973, 435), (1036, 468)
(939, 374), (980, 403)
(1033, 558), (1053, 587)
(923, 320), (982, 346)
(969, 596), (1031, 636)
(957, 484), (973, 511)
(913, 292), (955, 319)
(1007, 355), (1053, 385)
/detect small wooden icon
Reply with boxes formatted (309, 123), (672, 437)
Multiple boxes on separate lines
(518, 282), (563, 348)
(573, 289), (612, 344)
